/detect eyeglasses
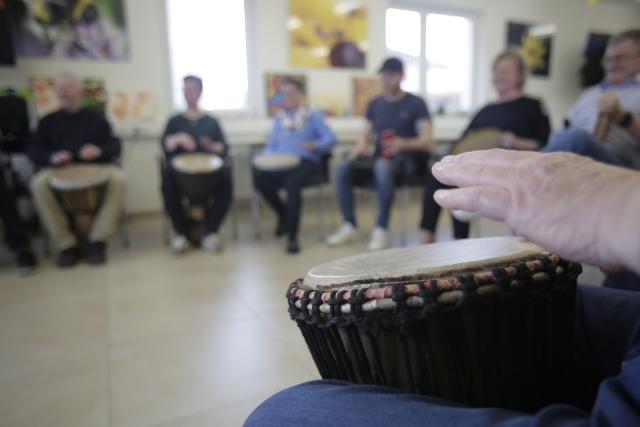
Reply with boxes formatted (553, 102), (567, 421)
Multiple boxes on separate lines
(602, 53), (640, 65)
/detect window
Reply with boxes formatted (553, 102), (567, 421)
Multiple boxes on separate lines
(166, 0), (249, 111)
(386, 6), (474, 114)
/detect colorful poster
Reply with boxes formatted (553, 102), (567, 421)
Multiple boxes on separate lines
(29, 76), (106, 118)
(108, 89), (155, 125)
(289, 0), (367, 68)
(312, 91), (350, 117)
(8, 0), (128, 60)
(506, 22), (555, 77)
(265, 73), (307, 117)
(352, 76), (382, 116)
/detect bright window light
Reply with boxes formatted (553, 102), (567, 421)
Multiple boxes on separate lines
(166, 0), (249, 111)
(385, 8), (420, 93)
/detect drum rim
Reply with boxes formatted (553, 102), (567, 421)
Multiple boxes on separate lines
(48, 164), (110, 190)
(287, 254), (582, 324)
(252, 153), (302, 171)
(170, 152), (224, 174)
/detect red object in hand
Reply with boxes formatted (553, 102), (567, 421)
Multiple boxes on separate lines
(381, 129), (395, 158)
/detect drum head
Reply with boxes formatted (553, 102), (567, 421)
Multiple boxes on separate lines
(171, 153), (224, 174)
(48, 164), (110, 190)
(303, 236), (547, 290)
(253, 153), (301, 171)
(451, 128), (503, 155)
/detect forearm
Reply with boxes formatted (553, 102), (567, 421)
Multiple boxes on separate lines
(510, 137), (541, 151)
(401, 135), (433, 152)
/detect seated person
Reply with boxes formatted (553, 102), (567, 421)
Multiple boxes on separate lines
(542, 29), (640, 168)
(420, 51), (550, 244)
(246, 149), (640, 427)
(254, 79), (336, 254)
(28, 75), (125, 268)
(327, 57), (433, 251)
(161, 75), (232, 254)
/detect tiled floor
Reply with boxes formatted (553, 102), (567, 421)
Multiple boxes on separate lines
(0, 199), (604, 427)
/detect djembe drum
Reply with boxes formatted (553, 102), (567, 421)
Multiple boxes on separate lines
(287, 237), (582, 412)
(252, 153), (301, 172)
(48, 164), (110, 247)
(170, 152), (225, 240)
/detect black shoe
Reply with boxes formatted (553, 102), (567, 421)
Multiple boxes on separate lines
(274, 221), (287, 238)
(57, 247), (79, 268)
(14, 250), (37, 276)
(286, 238), (300, 254)
(86, 241), (107, 265)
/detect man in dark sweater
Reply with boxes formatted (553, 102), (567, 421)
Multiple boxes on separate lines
(161, 75), (232, 254)
(29, 75), (125, 267)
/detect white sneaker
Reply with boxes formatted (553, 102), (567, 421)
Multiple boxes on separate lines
(170, 234), (189, 255)
(367, 227), (389, 251)
(201, 233), (223, 253)
(326, 223), (357, 246)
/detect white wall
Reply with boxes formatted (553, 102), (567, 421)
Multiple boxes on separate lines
(1, 0), (639, 213)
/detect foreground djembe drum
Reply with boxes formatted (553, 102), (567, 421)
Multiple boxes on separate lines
(287, 237), (582, 412)
(48, 164), (110, 246)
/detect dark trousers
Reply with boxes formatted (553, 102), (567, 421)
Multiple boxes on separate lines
(0, 168), (30, 252)
(253, 160), (319, 240)
(420, 170), (470, 239)
(245, 285), (640, 427)
(161, 166), (232, 236)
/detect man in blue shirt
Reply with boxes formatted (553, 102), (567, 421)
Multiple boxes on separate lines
(254, 79), (336, 254)
(245, 149), (640, 427)
(327, 58), (433, 251)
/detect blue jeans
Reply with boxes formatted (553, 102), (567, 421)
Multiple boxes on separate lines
(542, 128), (630, 167)
(245, 285), (640, 427)
(335, 156), (402, 229)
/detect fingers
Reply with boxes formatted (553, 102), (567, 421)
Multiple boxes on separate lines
(434, 186), (510, 222)
(439, 149), (540, 167)
(432, 161), (515, 188)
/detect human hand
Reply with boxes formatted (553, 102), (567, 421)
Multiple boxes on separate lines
(599, 92), (625, 123)
(178, 133), (197, 151)
(500, 132), (516, 149)
(78, 143), (102, 161)
(431, 149), (640, 273)
(200, 136), (225, 155)
(302, 141), (316, 152)
(50, 150), (73, 166)
(351, 142), (368, 158)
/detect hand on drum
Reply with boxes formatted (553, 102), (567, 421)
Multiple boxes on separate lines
(78, 144), (102, 161)
(599, 92), (625, 123)
(51, 150), (73, 166)
(431, 149), (640, 274)
(199, 136), (225, 155)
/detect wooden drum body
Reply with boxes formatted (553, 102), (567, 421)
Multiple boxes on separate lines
(170, 153), (224, 201)
(287, 237), (582, 412)
(48, 164), (110, 245)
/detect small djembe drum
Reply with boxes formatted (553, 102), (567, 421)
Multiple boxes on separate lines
(287, 237), (582, 412)
(170, 152), (225, 241)
(252, 153), (301, 172)
(48, 164), (110, 247)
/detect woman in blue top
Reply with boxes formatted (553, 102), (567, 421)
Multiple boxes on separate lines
(254, 79), (336, 254)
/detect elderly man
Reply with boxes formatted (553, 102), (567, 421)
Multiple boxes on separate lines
(543, 29), (640, 168)
(29, 75), (125, 268)
(327, 57), (433, 251)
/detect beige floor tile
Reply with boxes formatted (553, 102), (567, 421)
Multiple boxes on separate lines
(147, 398), (264, 427)
(109, 318), (316, 427)
(0, 347), (109, 427)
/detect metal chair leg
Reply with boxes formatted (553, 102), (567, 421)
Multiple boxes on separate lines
(317, 184), (326, 241)
(401, 184), (409, 246)
(251, 187), (261, 240)
(231, 195), (240, 241)
(120, 209), (130, 249)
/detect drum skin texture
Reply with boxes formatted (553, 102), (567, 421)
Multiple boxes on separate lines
(48, 164), (109, 213)
(287, 237), (582, 412)
(252, 153), (301, 172)
(170, 153), (224, 200)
